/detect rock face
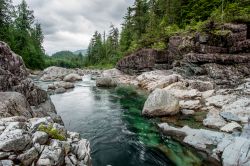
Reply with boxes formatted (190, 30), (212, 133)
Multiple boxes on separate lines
(117, 49), (174, 74)
(0, 42), (91, 165)
(142, 89), (179, 117)
(116, 23), (250, 89)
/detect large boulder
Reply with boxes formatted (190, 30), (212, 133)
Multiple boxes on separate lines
(63, 73), (82, 82)
(142, 89), (179, 117)
(40, 66), (75, 81)
(96, 77), (118, 87)
(0, 92), (33, 118)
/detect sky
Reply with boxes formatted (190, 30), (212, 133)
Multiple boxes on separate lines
(13, 0), (134, 55)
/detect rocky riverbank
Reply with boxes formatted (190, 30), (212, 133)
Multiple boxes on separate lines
(97, 23), (250, 165)
(0, 42), (91, 165)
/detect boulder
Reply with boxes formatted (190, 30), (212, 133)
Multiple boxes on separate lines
(0, 160), (14, 166)
(36, 145), (64, 166)
(221, 97), (250, 123)
(159, 123), (230, 152)
(142, 89), (179, 117)
(96, 77), (117, 87)
(17, 147), (39, 166)
(222, 137), (250, 166)
(40, 66), (75, 81)
(220, 122), (242, 133)
(203, 107), (227, 129)
(32, 131), (48, 145)
(136, 71), (182, 91)
(0, 129), (31, 152)
(63, 74), (82, 82)
(0, 92), (33, 118)
(55, 88), (66, 94)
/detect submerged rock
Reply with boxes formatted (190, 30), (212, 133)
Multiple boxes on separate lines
(142, 89), (179, 117)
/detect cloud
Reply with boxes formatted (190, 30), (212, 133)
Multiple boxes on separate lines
(13, 0), (134, 54)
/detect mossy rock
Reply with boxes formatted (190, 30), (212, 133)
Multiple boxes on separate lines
(38, 124), (66, 141)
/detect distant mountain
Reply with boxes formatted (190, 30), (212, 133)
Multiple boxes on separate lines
(74, 49), (87, 56)
(52, 51), (75, 58)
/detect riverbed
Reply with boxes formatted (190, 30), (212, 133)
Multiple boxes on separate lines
(37, 76), (203, 166)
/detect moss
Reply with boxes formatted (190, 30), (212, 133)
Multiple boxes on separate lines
(38, 124), (66, 141)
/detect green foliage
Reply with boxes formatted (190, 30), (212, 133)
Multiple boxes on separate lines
(38, 124), (66, 141)
(44, 51), (85, 68)
(85, 25), (120, 67)
(118, 0), (250, 56)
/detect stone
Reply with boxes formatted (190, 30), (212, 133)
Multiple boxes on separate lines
(142, 89), (179, 117)
(205, 95), (237, 108)
(96, 77), (117, 87)
(17, 147), (39, 166)
(28, 117), (53, 132)
(0, 92), (33, 118)
(220, 122), (242, 133)
(219, 112), (241, 122)
(181, 109), (195, 115)
(0, 152), (12, 160)
(201, 90), (215, 99)
(36, 145), (64, 166)
(179, 100), (202, 110)
(32, 131), (48, 145)
(55, 88), (66, 94)
(63, 73), (82, 82)
(159, 123), (230, 152)
(40, 66), (75, 81)
(203, 107), (227, 129)
(165, 88), (201, 100)
(221, 97), (250, 123)
(0, 129), (31, 152)
(222, 137), (250, 166)
(0, 160), (14, 166)
(136, 71), (182, 91)
(187, 80), (214, 92)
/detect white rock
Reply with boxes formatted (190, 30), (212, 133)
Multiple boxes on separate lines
(222, 137), (250, 166)
(179, 100), (201, 110)
(142, 89), (179, 117)
(220, 122), (242, 133)
(0, 129), (31, 152)
(32, 131), (48, 145)
(17, 147), (39, 166)
(181, 109), (195, 115)
(63, 74), (82, 82)
(203, 107), (227, 129)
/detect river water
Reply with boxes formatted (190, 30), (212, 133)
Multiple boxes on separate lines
(39, 76), (203, 166)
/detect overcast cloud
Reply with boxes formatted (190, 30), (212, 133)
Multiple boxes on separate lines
(13, 0), (134, 54)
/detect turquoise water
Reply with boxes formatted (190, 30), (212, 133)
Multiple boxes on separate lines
(48, 76), (202, 166)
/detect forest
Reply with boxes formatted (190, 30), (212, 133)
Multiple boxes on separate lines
(0, 0), (249, 69)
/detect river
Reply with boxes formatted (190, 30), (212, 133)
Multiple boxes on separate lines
(38, 75), (203, 166)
